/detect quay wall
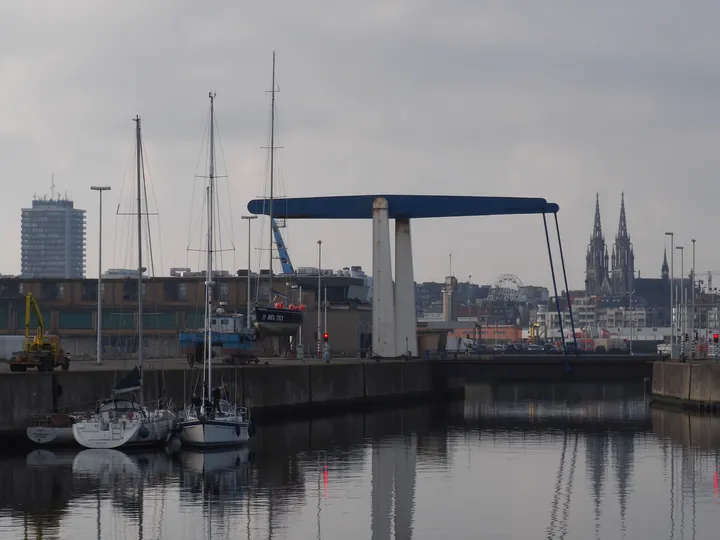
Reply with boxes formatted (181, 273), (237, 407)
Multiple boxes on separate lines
(651, 361), (720, 410)
(0, 360), (453, 437)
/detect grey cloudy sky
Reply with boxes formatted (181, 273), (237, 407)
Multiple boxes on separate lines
(2, 1), (720, 289)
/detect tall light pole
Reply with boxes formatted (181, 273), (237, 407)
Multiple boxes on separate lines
(91, 186), (111, 365)
(317, 240), (322, 359)
(665, 232), (674, 352)
(692, 239), (696, 349)
(677, 245), (685, 356)
(241, 216), (257, 329)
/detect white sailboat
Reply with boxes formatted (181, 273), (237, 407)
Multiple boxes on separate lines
(177, 93), (253, 448)
(73, 116), (175, 450)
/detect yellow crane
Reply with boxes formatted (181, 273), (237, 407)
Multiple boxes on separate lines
(7, 293), (70, 372)
(529, 322), (546, 344)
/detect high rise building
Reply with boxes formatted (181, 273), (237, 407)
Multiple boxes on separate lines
(21, 195), (86, 278)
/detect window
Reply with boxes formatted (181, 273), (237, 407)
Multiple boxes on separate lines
(123, 280), (138, 301)
(81, 282), (98, 301)
(178, 282), (188, 301)
(219, 283), (229, 301)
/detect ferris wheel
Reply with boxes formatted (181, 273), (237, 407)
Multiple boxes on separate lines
(489, 274), (524, 302)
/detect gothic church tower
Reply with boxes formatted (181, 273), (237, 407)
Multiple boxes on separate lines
(585, 194), (609, 295)
(611, 192), (635, 295)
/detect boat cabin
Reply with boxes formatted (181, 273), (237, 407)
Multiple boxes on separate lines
(97, 399), (147, 423)
(210, 314), (245, 334)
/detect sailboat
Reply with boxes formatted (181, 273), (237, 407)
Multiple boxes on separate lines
(177, 93), (253, 448)
(253, 51), (305, 336)
(72, 116), (175, 450)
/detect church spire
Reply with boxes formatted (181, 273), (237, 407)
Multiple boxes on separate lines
(592, 192), (603, 240)
(617, 191), (628, 240)
(661, 248), (669, 279)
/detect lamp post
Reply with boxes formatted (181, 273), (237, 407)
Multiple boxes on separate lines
(91, 186), (111, 365)
(241, 216), (257, 329)
(692, 239), (696, 352)
(317, 240), (322, 359)
(677, 245), (685, 358)
(665, 232), (674, 354)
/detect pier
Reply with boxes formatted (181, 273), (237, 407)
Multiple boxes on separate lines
(651, 361), (720, 411)
(0, 354), (654, 438)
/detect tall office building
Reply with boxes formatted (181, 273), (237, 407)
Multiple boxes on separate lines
(21, 195), (86, 278)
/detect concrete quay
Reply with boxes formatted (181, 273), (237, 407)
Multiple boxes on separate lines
(651, 361), (720, 411)
(0, 359), (463, 438)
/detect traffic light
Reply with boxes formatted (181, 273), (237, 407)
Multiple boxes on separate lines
(323, 332), (329, 343)
(714, 333), (718, 344)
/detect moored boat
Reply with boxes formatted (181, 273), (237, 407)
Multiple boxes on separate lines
(71, 116), (174, 450)
(26, 412), (85, 446)
(72, 367), (175, 450)
(176, 92), (255, 448)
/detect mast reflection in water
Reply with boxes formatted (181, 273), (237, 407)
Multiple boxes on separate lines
(1, 383), (720, 539)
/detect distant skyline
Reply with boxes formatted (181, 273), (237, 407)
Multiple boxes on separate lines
(3, 2), (720, 289)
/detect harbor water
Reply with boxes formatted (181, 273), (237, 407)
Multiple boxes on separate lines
(1, 382), (719, 539)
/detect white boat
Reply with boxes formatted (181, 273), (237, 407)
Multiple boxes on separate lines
(178, 395), (253, 447)
(72, 368), (175, 449)
(72, 117), (174, 450)
(26, 412), (84, 446)
(177, 92), (254, 448)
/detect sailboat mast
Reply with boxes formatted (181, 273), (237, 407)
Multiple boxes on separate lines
(206, 92), (216, 401)
(267, 50), (276, 303)
(134, 115), (144, 400)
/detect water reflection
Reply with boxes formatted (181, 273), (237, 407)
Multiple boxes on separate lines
(3, 384), (720, 539)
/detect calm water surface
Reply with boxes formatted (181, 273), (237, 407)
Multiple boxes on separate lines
(2, 382), (720, 539)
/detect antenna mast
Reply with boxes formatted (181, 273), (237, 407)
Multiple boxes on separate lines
(51, 172), (56, 200)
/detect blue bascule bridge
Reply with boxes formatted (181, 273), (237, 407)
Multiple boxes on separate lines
(247, 194), (577, 362)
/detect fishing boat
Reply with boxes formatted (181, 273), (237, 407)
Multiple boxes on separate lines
(26, 412), (87, 446)
(179, 306), (257, 366)
(176, 93), (254, 448)
(72, 116), (174, 450)
(253, 51), (305, 337)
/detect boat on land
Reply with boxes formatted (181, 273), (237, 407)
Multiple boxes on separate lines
(179, 307), (257, 366)
(176, 92), (254, 448)
(72, 116), (174, 450)
(253, 51), (305, 337)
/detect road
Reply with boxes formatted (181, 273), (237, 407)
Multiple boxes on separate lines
(0, 355), (377, 372)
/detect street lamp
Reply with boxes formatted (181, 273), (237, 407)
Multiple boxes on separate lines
(665, 232), (674, 352)
(692, 239), (696, 345)
(677, 245), (685, 356)
(91, 186), (111, 365)
(317, 240), (322, 359)
(241, 216), (257, 329)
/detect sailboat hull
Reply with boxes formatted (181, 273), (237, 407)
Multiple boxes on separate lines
(27, 426), (75, 446)
(72, 413), (174, 450)
(254, 306), (304, 336)
(179, 419), (251, 447)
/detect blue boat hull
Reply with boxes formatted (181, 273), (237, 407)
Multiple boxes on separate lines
(178, 331), (256, 357)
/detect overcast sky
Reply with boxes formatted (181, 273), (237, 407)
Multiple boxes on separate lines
(2, 1), (719, 289)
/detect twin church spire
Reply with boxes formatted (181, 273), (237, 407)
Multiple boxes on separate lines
(585, 193), (635, 296)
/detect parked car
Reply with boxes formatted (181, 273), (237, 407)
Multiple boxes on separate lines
(527, 344), (543, 352)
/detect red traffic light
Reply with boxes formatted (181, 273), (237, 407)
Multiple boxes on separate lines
(323, 333), (329, 342)
(714, 333), (719, 343)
